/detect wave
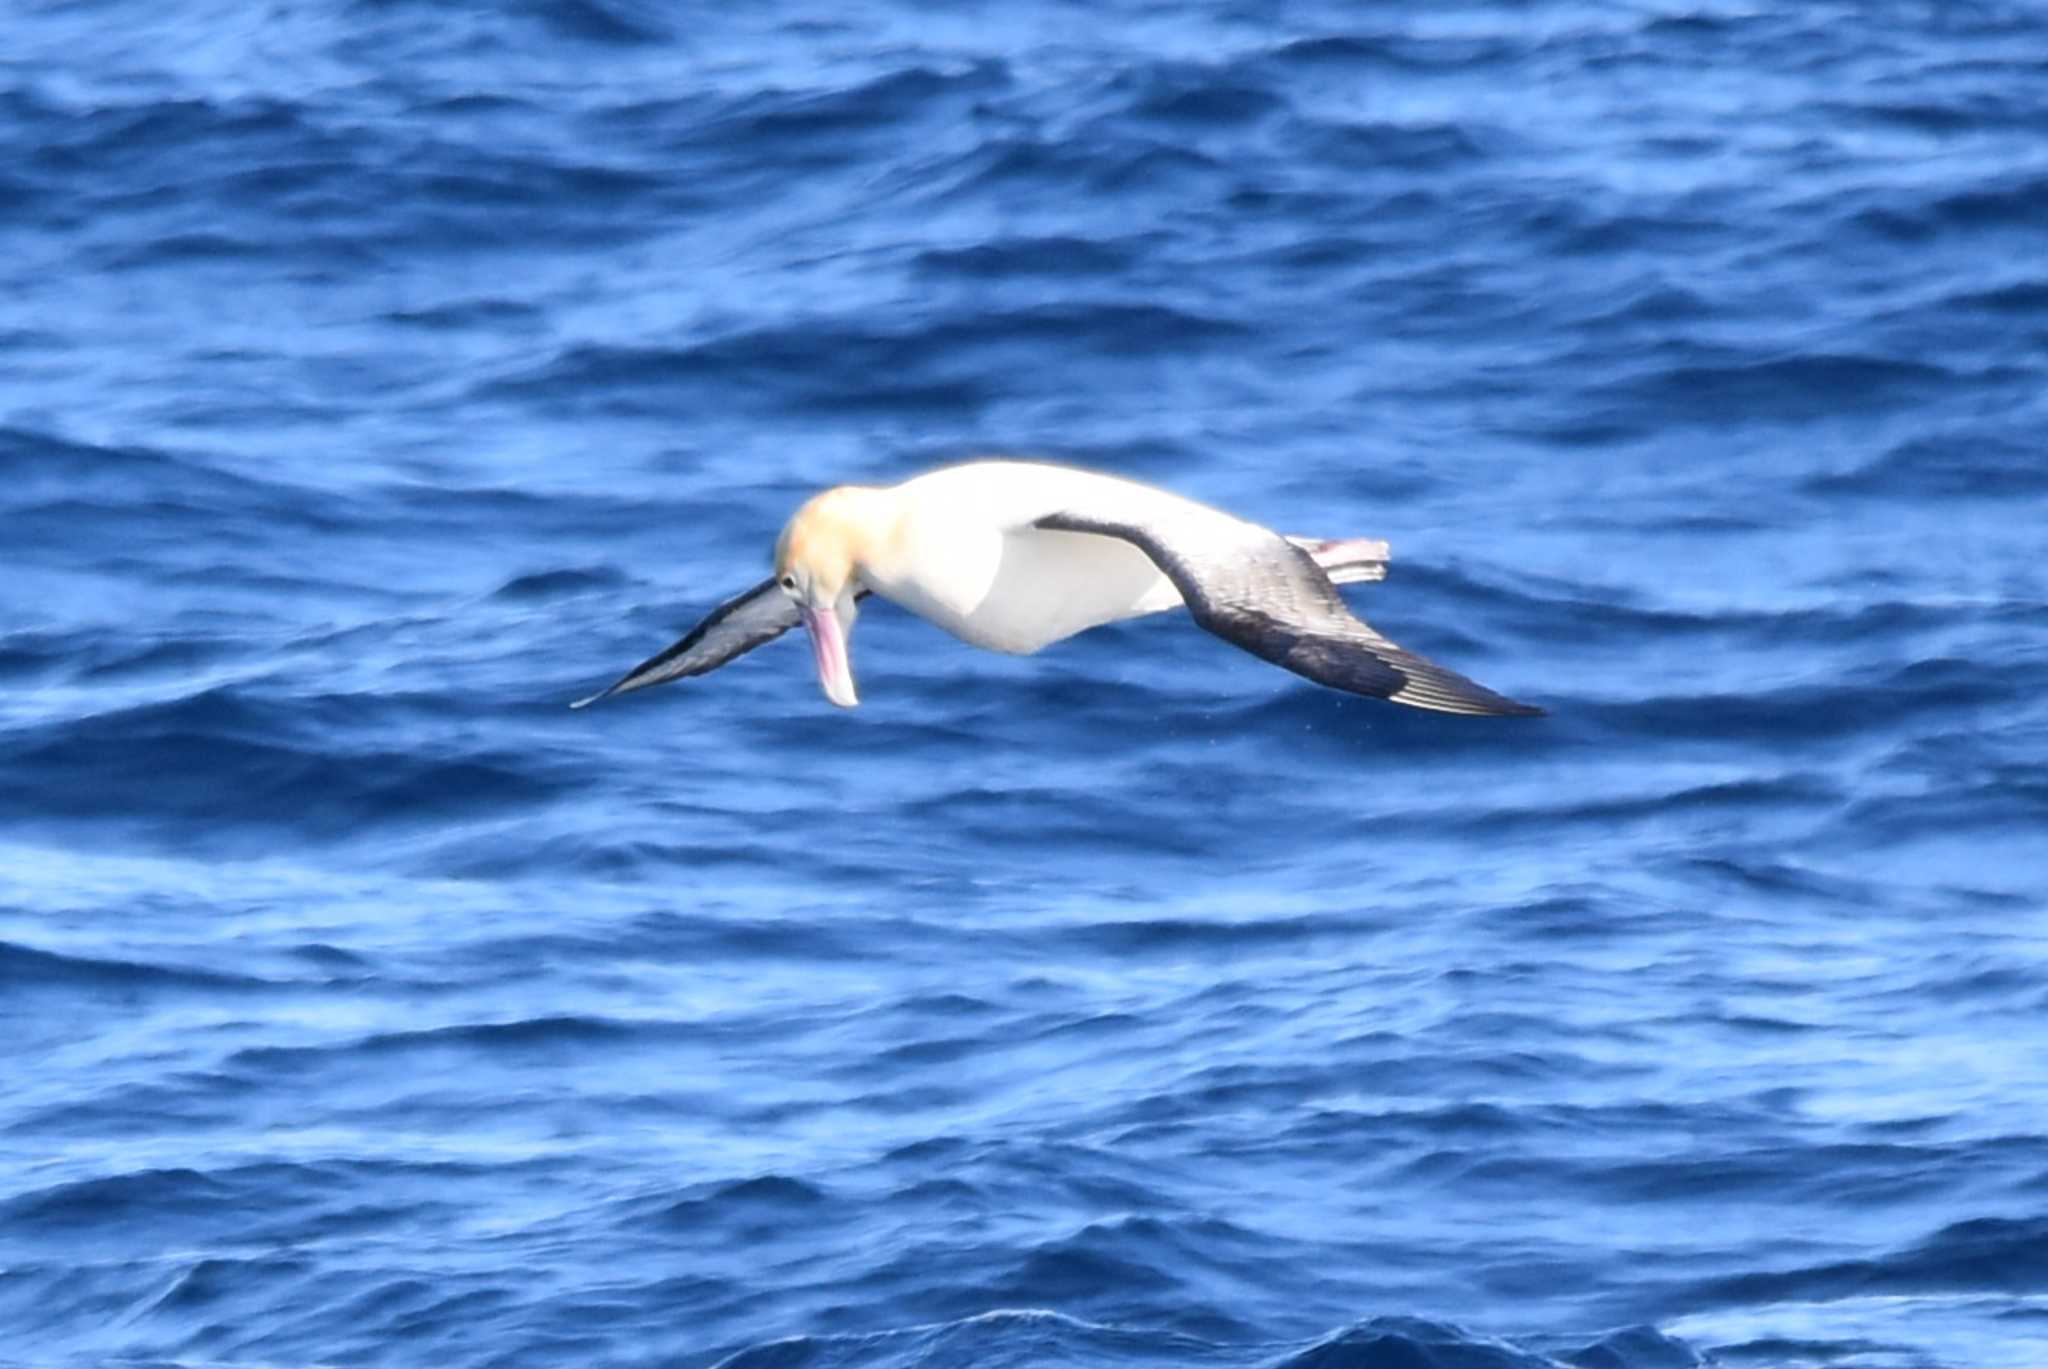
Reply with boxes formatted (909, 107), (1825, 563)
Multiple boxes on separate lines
(476, 300), (1247, 419)
(1, 682), (580, 858)
(0, 940), (266, 996)
(707, 1309), (1705, 1369)
(1805, 428), (2048, 498)
(340, 0), (675, 47)
(225, 1014), (673, 1074)
(1682, 1216), (2048, 1312)
(1589, 351), (1955, 425)
(0, 425), (323, 524)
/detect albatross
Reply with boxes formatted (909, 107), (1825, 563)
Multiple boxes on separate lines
(573, 460), (1541, 717)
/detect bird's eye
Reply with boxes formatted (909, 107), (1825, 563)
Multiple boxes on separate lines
(779, 575), (797, 591)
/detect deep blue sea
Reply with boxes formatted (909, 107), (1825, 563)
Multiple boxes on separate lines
(5, 2), (2047, 1366)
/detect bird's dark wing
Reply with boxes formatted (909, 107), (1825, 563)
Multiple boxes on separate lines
(1035, 510), (1541, 717)
(571, 576), (800, 708)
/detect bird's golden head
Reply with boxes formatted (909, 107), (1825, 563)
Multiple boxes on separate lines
(773, 485), (891, 708)
(773, 487), (870, 608)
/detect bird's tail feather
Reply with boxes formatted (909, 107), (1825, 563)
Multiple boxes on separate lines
(1291, 535), (1389, 585)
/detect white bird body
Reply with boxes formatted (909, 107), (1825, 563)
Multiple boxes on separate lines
(574, 459), (1539, 718)
(855, 462), (1195, 654)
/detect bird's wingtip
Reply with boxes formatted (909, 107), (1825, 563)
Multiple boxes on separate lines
(1386, 668), (1548, 718)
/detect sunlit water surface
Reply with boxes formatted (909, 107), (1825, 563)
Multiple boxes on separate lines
(4, 3), (2047, 1367)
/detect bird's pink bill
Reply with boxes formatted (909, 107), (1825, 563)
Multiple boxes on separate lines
(800, 604), (858, 707)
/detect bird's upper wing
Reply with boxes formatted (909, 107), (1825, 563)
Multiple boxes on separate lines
(1034, 504), (1541, 717)
(571, 576), (800, 708)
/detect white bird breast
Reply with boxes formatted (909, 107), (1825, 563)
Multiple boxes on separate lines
(873, 517), (1183, 656)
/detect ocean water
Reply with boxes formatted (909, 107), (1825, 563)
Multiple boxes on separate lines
(4, 1), (2047, 1366)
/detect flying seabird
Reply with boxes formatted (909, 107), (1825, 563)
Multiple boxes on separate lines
(573, 460), (1541, 717)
